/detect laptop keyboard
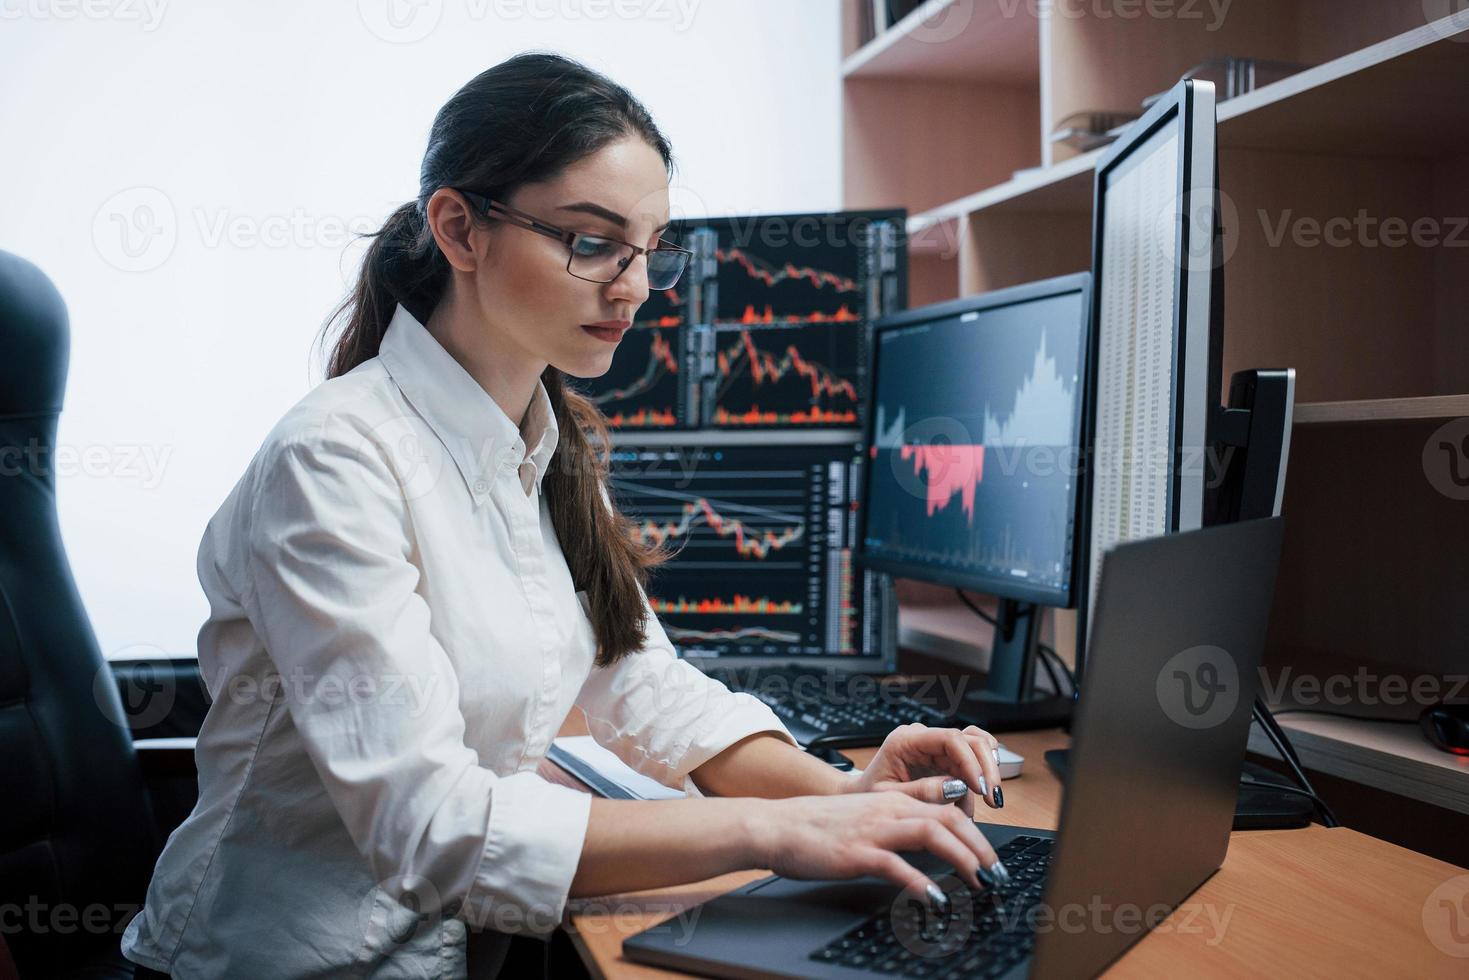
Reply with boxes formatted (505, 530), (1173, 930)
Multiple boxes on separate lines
(707, 667), (950, 736)
(808, 835), (1054, 978)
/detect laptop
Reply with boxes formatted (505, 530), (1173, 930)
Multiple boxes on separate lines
(623, 517), (1284, 979)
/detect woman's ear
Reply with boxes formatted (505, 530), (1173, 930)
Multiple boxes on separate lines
(424, 188), (484, 274)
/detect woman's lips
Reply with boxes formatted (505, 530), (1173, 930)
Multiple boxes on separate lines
(581, 321), (629, 343)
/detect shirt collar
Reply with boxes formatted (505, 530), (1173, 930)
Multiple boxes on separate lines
(378, 303), (559, 502)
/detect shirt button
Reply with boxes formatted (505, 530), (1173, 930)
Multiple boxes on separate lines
(472, 478), (488, 495)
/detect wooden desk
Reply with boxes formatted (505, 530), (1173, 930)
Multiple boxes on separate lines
(563, 728), (1469, 978)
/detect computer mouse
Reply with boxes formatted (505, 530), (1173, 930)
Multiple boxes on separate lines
(1419, 702), (1469, 755)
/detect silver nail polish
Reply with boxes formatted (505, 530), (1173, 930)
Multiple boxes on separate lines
(926, 884), (950, 912)
(988, 860), (1012, 885)
(941, 778), (968, 801)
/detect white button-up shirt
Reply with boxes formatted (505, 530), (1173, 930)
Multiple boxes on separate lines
(121, 303), (792, 979)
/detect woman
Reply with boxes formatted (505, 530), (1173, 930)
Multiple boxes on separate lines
(121, 52), (1010, 979)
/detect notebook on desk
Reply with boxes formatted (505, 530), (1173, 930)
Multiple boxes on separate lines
(546, 736), (684, 801)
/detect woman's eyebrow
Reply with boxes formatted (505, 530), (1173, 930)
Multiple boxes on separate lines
(557, 201), (671, 234)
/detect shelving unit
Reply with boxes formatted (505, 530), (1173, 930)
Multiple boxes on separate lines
(841, 0), (1469, 822)
(1247, 713), (1469, 815)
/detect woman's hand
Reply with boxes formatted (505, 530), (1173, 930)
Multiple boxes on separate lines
(850, 723), (1005, 817)
(745, 791), (1010, 905)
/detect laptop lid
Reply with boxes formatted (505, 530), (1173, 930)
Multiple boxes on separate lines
(1030, 516), (1283, 979)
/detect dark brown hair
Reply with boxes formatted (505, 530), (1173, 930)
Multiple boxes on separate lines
(319, 52), (671, 666)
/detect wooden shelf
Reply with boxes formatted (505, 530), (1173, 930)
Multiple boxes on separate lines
(1219, 10), (1469, 157)
(1293, 395), (1469, 425)
(843, 0), (1039, 83)
(906, 10), (1469, 241)
(907, 150), (1097, 241)
(1248, 712), (1469, 816)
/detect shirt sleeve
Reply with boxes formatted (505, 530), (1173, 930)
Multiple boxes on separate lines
(241, 418), (590, 936)
(576, 482), (798, 795)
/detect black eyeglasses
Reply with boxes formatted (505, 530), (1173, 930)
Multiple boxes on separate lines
(456, 190), (691, 291)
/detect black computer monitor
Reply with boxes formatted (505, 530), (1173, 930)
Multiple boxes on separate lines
(856, 273), (1092, 723)
(1079, 78), (1293, 686)
(606, 436), (895, 671)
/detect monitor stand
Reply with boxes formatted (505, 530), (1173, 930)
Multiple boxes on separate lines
(958, 599), (1074, 733)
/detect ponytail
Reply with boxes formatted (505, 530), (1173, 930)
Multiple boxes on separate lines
(320, 202), (445, 379)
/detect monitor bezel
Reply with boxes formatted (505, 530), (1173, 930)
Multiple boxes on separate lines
(853, 272), (1094, 609)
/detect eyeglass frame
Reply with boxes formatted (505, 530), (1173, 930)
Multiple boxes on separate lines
(454, 189), (692, 289)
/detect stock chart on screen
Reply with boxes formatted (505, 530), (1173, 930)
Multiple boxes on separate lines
(576, 211), (904, 431)
(861, 289), (1086, 596)
(608, 441), (886, 659)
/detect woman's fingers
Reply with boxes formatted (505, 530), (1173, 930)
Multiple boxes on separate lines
(900, 724), (1003, 809)
(873, 807), (999, 891)
(874, 774), (977, 818)
(854, 847), (945, 910)
(962, 726), (1004, 809)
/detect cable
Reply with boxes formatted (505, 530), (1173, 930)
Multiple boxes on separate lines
(955, 588), (1079, 697)
(1034, 645), (1064, 696)
(953, 588), (997, 627)
(1251, 700), (1339, 828)
(1038, 643), (1077, 696)
(1237, 777), (1328, 805)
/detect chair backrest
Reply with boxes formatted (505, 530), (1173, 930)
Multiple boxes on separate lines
(0, 250), (159, 974)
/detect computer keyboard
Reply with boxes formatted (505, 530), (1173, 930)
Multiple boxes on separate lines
(705, 667), (953, 748)
(808, 835), (1054, 978)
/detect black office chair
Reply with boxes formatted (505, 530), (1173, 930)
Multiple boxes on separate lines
(0, 251), (203, 979)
